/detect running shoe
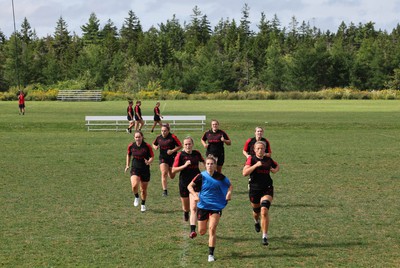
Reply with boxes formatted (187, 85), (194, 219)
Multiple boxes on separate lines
(208, 255), (215, 262)
(141, 205), (146, 212)
(126, 129), (129, 133)
(254, 222), (261, 232)
(262, 237), (269, 246)
(133, 197), (139, 207)
(189, 231), (197, 239)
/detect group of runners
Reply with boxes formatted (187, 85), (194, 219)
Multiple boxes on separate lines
(124, 100), (280, 262)
(126, 100), (163, 133)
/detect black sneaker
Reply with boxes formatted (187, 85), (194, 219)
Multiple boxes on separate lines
(184, 212), (189, 221)
(262, 237), (269, 246)
(254, 222), (261, 232)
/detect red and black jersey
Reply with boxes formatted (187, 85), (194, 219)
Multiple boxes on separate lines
(173, 150), (204, 184)
(154, 106), (160, 116)
(245, 155), (278, 190)
(18, 94), (25, 105)
(134, 105), (142, 119)
(153, 133), (182, 159)
(127, 142), (154, 169)
(243, 137), (271, 156)
(201, 129), (230, 156)
(127, 105), (133, 120)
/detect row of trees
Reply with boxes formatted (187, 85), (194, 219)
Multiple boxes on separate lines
(1, 4), (400, 93)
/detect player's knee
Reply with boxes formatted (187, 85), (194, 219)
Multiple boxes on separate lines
(253, 207), (261, 213)
(261, 200), (271, 210)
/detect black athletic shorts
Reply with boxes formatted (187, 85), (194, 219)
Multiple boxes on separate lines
(197, 208), (222, 221)
(130, 167), (151, 182)
(249, 185), (274, 204)
(160, 156), (174, 166)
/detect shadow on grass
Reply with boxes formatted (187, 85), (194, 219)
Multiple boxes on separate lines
(290, 240), (366, 249)
(226, 239), (365, 259)
(228, 251), (317, 259)
(274, 203), (327, 208)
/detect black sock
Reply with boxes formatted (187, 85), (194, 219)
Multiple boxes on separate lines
(163, 189), (168, 195)
(141, 200), (146, 205)
(190, 225), (196, 232)
(134, 193), (139, 198)
(209, 247), (215, 255)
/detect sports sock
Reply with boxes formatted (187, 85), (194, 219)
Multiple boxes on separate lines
(208, 247), (215, 255)
(134, 193), (139, 198)
(190, 225), (196, 232)
(141, 200), (146, 205)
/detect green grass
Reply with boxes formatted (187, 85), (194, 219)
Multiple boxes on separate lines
(1, 100), (399, 267)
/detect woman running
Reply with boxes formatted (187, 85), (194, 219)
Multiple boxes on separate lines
(152, 124), (182, 196)
(242, 141), (279, 246)
(188, 155), (233, 262)
(172, 136), (204, 238)
(125, 130), (154, 212)
(201, 119), (231, 173)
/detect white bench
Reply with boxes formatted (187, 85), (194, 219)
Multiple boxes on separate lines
(57, 90), (102, 101)
(85, 115), (206, 132)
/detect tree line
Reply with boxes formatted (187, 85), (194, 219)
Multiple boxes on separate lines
(1, 4), (400, 93)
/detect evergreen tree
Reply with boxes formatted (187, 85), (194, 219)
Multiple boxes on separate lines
(81, 13), (101, 45)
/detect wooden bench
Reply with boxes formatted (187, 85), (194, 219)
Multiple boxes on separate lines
(85, 115), (207, 132)
(57, 90), (102, 101)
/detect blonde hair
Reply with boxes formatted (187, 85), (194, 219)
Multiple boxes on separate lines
(206, 154), (218, 163)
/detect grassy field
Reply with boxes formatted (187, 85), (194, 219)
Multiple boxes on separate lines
(1, 100), (399, 267)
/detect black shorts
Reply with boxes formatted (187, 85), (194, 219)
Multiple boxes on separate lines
(19, 104), (25, 108)
(197, 208), (222, 221)
(154, 115), (161, 121)
(249, 186), (274, 204)
(134, 116), (142, 121)
(179, 179), (199, 198)
(127, 115), (133, 121)
(130, 167), (151, 182)
(160, 156), (174, 166)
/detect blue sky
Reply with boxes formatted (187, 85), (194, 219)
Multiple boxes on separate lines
(0, 0), (399, 38)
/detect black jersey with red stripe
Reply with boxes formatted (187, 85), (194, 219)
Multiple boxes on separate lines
(173, 150), (204, 183)
(243, 137), (271, 156)
(134, 105), (142, 119)
(127, 142), (154, 169)
(153, 133), (182, 159)
(201, 129), (230, 155)
(246, 155), (278, 190)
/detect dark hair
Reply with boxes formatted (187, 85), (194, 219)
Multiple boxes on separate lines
(162, 123), (170, 131)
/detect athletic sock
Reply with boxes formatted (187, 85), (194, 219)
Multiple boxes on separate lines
(263, 233), (268, 239)
(141, 200), (146, 205)
(163, 189), (168, 195)
(190, 225), (196, 232)
(134, 193), (139, 198)
(208, 247), (215, 256)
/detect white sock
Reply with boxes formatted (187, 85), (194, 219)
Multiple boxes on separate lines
(263, 233), (268, 239)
